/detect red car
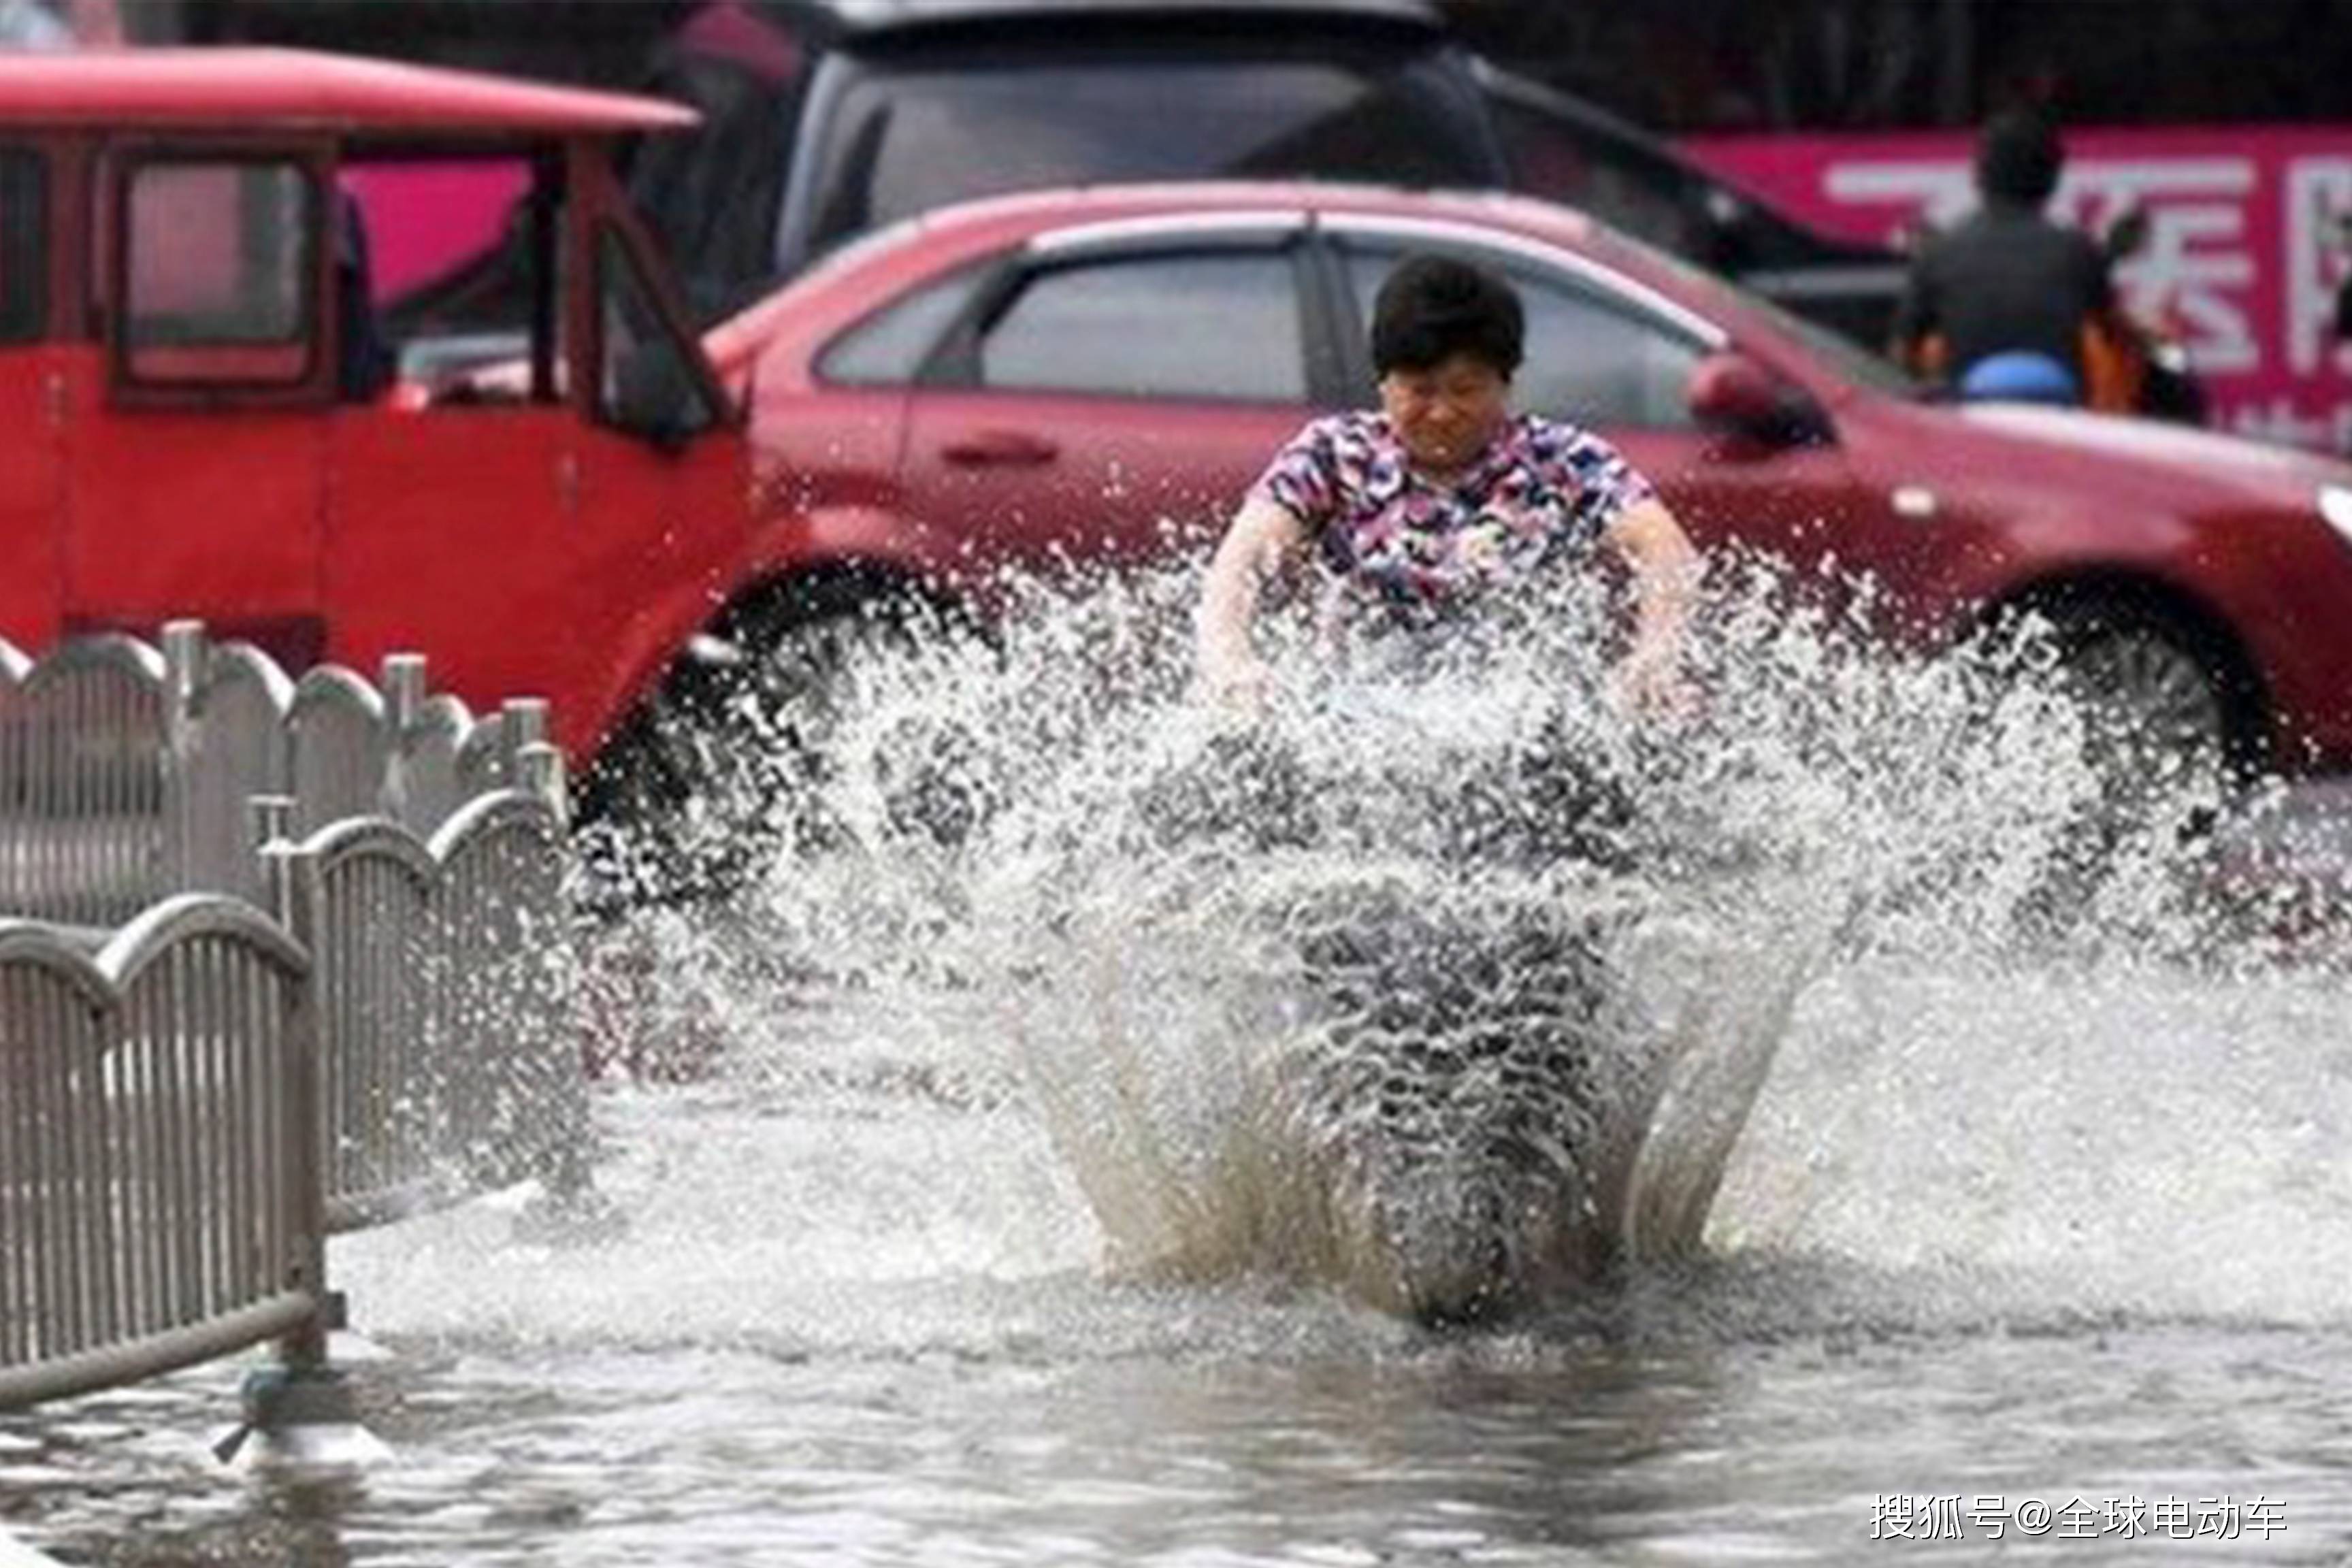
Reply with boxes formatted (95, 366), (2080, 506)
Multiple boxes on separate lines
(681, 179), (2352, 796)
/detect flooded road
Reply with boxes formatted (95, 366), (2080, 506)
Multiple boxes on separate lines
(10, 574), (2352, 1565)
(12, 963), (2352, 1566)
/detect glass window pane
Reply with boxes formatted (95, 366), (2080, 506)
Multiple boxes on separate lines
(600, 229), (719, 440)
(819, 263), (985, 385)
(350, 154), (558, 397)
(1344, 242), (1701, 427)
(814, 56), (1490, 252)
(124, 159), (314, 385)
(0, 148), (43, 343)
(979, 250), (1304, 403)
(1488, 95), (1703, 258)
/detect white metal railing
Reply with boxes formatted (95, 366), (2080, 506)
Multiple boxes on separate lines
(257, 770), (581, 1234)
(0, 622), (554, 925)
(0, 628), (585, 1436)
(0, 896), (324, 1409)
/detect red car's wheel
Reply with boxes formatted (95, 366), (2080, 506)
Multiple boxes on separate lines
(2043, 602), (2241, 819)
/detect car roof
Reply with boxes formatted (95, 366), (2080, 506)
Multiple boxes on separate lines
(0, 48), (698, 134)
(902, 179), (1597, 250)
(707, 177), (1648, 368)
(815, 0), (1443, 40)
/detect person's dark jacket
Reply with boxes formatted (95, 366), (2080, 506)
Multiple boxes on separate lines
(1894, 199), (2113, 388)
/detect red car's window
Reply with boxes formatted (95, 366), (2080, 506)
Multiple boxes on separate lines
(818, 263), (987, 387)
(121, 159), (316, 387)
(0, 148), (42, 343)
(977, 250), (1305, 404)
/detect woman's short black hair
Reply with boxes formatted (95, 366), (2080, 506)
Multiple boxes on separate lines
(1370, 252), (1524, 378)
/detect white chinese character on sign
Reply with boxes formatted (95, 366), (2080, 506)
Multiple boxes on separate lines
(1869, 1494), (1918, 1539)
(2103, 1496), (2151, 1537)
(2153, 1495), (2195, 1538)
(2246, 1495), (2287, 1537)
(1967, 1494), (2008, 1540)
(2231, 396), (2336, 449)
(2057, 158), (2260, 375)
(1823, 159), (1981, 245)
(1823, 154), (2259, 375)
(2285, 157), (2352, 376)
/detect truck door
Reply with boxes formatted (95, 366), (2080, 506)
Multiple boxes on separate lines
(69, 146), (331, 668)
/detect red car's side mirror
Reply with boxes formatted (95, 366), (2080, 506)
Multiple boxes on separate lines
(1686, 350), (1829, 446)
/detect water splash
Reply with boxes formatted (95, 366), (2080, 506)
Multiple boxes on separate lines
(575, 554), (2343, 1324)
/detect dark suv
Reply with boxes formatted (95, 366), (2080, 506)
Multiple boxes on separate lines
(627, 0), (1905, 343)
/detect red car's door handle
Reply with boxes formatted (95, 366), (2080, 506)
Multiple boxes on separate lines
(940, 431), (1060, 468)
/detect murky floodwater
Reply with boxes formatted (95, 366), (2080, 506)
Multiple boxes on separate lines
(10, 566), (2352, 1565)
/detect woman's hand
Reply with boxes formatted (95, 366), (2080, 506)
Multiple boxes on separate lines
(1200, 647), (1274, 715)
(1606, 636), (1693, 718)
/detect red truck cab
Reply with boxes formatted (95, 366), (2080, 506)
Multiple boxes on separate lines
(0, 49), (747, 766)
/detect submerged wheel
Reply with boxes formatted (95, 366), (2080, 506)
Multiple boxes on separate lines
(2041, 604), (2241, 805)
(577, 589), (928, 906)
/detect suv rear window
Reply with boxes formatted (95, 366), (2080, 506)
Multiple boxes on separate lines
(798, 51), (1495, 262)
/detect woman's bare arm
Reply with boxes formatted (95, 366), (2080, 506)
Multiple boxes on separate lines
(1603, 496), (1702, 710)
(1196, 494), (1308, 706)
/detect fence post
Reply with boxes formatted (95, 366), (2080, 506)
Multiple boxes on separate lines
(517, 738), (569, 829)
(380, 653), (427, 828)
(512, 740), (616, 1245)
(217, 836), (387, 1469)
(160, 621), (205, 889)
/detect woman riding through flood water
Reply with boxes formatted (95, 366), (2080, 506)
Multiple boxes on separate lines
(1195, 250), (1701, 713)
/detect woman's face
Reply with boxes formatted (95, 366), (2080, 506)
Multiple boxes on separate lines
(1379, 352), (1512, 476)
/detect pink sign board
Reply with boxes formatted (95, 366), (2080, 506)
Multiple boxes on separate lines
(1686, 127), (2352, 453)
(341, 162), (532, 304)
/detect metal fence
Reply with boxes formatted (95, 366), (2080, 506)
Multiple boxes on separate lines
(0, 896), (323, 1409)
(263, 770), (581, 1234)
(0, 629), (584, 1429)
(0, 622), (554, 925)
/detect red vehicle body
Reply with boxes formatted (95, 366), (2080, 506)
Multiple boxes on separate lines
(703, 181), (2352, 778)
(0, 50), (749, 767)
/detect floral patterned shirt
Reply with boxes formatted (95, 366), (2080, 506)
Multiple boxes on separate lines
(1252, 410), (1656, 623)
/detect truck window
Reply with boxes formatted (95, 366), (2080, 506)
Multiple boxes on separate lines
(0, 148), (41, 343)
(120, 158), (316, 387)
(351, 152), (563, 402)
(598, 228), (719, 443)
